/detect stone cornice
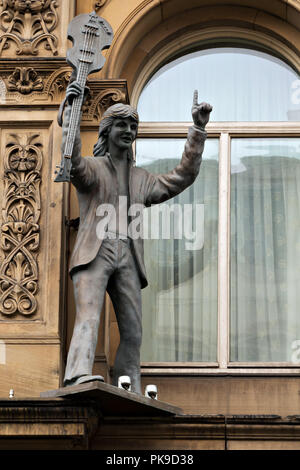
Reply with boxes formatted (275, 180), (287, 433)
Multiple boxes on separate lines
(0, 398), (100, 450)
(1, 398), (300, 449)
(0, 58), (129, 121)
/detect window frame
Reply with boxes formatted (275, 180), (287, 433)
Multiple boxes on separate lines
(137, 121), (300, 375)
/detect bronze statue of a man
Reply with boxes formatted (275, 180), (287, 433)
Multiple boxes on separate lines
(62, 81), (212, 393)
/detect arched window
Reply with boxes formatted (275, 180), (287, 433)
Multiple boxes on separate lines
(138, 48), (300, 122)
(136, 47), (300, 370)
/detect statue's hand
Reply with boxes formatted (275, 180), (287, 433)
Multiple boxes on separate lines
(192, 90), (212, 130)
(66, 80), (89, 104)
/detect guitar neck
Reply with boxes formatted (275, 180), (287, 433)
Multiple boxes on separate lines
(63, 63), (88, 159)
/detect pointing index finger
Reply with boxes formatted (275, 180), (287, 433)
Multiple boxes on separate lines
(193, 90), (198, 107)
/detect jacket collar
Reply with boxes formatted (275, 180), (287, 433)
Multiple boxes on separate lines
(106, 152), (135, 166)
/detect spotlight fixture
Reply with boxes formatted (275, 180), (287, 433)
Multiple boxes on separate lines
(118, 375), (131, 391)
(145, 384), (158, 400)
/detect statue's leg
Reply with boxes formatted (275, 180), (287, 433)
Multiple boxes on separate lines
(64, 242), (115, 386)
(107, 240), (142, 394)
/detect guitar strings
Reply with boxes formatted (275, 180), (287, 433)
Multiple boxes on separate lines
(65, 23), (94, 158)
(66, 25), (90, 156)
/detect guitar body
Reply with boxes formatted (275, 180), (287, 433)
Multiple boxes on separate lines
(54, 11), (113, 183)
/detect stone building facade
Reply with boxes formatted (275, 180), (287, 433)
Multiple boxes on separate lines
(0, 0), (300, 450)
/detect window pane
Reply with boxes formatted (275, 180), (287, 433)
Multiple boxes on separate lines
(138, 48), (300, 122)
(137, 139), (219, 362)
(230, 138), (300, 362)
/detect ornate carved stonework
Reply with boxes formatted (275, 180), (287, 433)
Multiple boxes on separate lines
(0, 132), (42, 317)
(46, 66), (72, 101)
(0, 64), (72, 103)
(7, 66), (44, 94)
(0, 59), (129, 119)
(82, 88), (127, 122)
(0, 0), (59, 56)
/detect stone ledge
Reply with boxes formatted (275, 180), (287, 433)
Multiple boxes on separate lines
(40, 381), (183, 417)
(1, 398), (300, 450)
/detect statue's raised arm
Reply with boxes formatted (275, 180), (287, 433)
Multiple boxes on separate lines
(144, 90), (213, 206)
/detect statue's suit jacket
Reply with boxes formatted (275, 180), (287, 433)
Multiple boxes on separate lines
(66, 114), (207, 288)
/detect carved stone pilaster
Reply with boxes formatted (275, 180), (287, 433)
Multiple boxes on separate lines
(0, 132), (42, 317)
(0, 0), (59, 56)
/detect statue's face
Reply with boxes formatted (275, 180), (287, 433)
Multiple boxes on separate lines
(108, 117), (138, 151)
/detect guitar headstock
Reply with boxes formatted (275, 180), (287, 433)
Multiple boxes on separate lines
(66, 11), (113, 76)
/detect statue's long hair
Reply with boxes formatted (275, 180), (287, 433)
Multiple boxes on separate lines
(93, 103), (139, 160)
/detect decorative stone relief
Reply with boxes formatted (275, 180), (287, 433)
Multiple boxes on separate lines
(46, 66), (72, 101)
(1, 65), (72, 103)
(7, 66), (44, 94)
(0, 132), (42, 316)
(0, 62), (129, 118)
(82, 88), (127, 122)
(0, 0), (59, 56)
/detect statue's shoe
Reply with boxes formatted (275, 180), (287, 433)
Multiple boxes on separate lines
(75, 374), (104, 385)
(64, 374), (104, 387)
